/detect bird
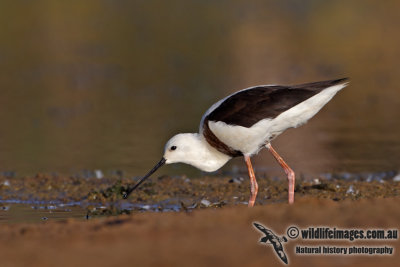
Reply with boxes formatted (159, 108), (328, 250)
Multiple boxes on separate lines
(253, 222), (289, 264)
(124, 78), (349, 206)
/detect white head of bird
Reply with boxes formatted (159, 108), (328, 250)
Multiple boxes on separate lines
(163, 133), (231, 172)
(122, 132), (231, 199)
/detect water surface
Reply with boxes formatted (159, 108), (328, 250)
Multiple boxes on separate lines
(0, 1), (399, 178)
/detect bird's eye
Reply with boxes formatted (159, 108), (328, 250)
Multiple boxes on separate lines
(170, 146), (177, 151)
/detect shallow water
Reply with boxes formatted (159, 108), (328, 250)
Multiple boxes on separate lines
(0, 1), (400, 177)
(0, 202), (87, 224)
(0, 200), (181, 224)
(0, 199), (215, 224)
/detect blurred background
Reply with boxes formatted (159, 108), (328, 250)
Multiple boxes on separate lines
(0, 0), (399, 177)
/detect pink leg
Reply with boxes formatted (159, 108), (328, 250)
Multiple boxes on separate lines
(266, 143), (295, 204)
(244, 155), (258, 207)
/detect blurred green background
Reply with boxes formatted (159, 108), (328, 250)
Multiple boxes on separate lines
(0, 0), (399, 177)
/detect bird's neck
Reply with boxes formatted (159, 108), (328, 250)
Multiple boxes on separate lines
(187, 133), (231, 172)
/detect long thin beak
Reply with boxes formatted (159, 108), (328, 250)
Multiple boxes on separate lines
(123, 157), (166, 199)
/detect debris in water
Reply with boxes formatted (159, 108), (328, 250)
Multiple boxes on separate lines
(141, 205), (151, 210)
(228, 177), (243, 184)
(346, 185), (355, 194)
(200, 199), (211, 207)
(95, 170), (104, 179)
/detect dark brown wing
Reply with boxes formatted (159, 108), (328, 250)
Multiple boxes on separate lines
(206, 78), (348, 128)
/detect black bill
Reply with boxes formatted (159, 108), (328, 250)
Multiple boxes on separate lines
(123, 157), (166, 199)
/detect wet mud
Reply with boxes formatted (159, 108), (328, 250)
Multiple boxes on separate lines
(0, 172), (399, 266)
(0, 197), (399, 267)
(0, 171), (399, 214)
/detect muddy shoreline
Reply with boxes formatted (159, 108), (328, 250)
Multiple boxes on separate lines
(1, 172), (399, 213)
(0, 197), (399, 267)
(0, 173), (399, 266)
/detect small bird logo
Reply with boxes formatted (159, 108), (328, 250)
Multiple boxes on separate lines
(253, 222), (289, 264)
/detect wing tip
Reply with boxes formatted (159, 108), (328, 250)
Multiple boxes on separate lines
(334, 77), (350, 86)
(292, 77), (350, 90)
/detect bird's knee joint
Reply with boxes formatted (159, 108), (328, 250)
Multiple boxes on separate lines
(287, 169), (295, 181)
(251, 183), (258, 194)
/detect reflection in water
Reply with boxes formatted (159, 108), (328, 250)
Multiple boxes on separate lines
(0, 1), (399, 177)
(0, 202), (88, 224)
